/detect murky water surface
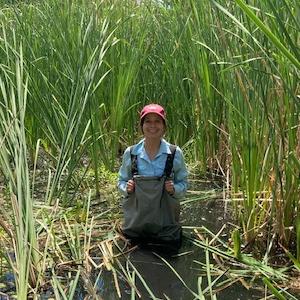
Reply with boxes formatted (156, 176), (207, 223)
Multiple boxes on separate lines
(99, 181), (264, 300)
(0, 181), (266, 299)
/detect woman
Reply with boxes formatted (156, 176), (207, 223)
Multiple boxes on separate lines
(118, 104), (188, 250)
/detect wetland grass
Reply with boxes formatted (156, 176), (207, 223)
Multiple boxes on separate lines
(0, 0), (299, 298)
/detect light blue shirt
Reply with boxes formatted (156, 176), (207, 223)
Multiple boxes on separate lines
(118, 138), (188, 199)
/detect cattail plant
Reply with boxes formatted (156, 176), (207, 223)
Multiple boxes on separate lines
(0, 44), (40, 299)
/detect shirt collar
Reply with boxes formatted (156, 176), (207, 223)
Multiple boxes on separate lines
(132, 138), (171, 158)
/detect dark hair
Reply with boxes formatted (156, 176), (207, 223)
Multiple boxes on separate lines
(140, 115), (166, 133)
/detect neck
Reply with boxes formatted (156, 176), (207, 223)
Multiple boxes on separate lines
(144, 137), (161, 148)
(144, 138), (161, 159)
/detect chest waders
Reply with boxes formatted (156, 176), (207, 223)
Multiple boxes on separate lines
(121, 145), (181, 244)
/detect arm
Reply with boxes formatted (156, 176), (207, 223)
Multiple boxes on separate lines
(117, 147), (132, 197)
(172, 147), (188, 199)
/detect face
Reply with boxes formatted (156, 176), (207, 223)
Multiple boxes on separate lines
(142, 113), (165, 140)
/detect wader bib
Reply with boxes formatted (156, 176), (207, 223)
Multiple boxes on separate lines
(121, 145), (181, 243)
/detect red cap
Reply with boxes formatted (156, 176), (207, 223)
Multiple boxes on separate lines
(140, 104), (166, 121)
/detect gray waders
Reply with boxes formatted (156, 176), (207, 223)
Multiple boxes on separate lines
(121, 145), (181, 244)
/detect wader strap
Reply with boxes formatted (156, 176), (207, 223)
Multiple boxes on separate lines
(130, 146), (138, 176)
(164, 144), (176, 178)
(130, 144), (176, 178)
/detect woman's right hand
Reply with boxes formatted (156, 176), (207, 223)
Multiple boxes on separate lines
(126, 179), (135, 193)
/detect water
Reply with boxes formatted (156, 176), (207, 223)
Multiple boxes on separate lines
(98, 247), (263, 300)
(98, 181), (264, 300)
(0, 180), (282, 299)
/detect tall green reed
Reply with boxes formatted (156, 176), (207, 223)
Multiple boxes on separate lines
(2, 0), (161, 200)
(0, 45), (40, 299)
(211, 0), (300, 249)
(1, 0), (299, 274)
(93, 1), (153, 166)
(182, 0), (226, 169)
(233, 0), (300, 251)
(4, 0), (119, 202)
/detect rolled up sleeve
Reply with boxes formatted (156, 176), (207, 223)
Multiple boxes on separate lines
(117, 147), (132, 197)
(173, 147), (188, 199)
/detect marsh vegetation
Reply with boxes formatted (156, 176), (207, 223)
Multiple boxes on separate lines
(0, 0), (299, 299)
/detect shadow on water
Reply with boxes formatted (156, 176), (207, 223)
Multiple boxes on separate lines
(98, 180), (264, 300)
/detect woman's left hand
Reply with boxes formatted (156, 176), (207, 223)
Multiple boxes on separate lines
(165, 180), (175, 195)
